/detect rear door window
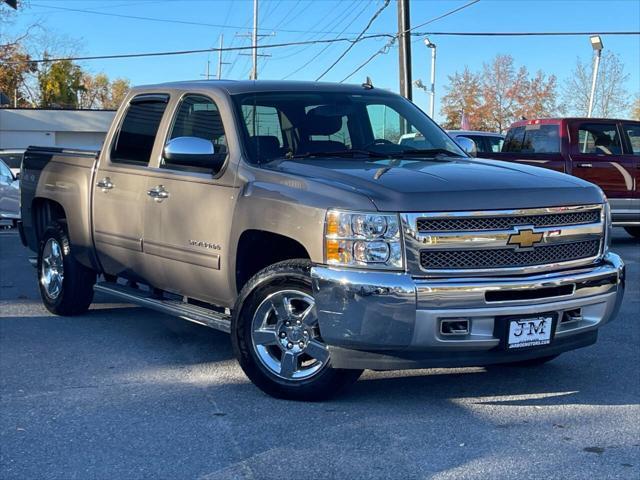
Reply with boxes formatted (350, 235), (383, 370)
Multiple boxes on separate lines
(623, 123), (640, 154)
(576, 123), (623, 155)
(111, 95), (169, 165)
(504, 124), (559, 153)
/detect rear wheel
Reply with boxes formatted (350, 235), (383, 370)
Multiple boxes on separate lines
(624, 226), (640, 239)
(232, 260), (362, 401)
(38, 222), (96, 315)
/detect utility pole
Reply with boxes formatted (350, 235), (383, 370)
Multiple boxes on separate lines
(252, 0), (258, 80)
(217, 34), (230, 79)
(237, 0), (272, 80)
(397, 0), (412, 101)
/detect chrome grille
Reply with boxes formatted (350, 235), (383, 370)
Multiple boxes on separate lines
(420, 240), (600, 270)
(417, 209), (600, 232)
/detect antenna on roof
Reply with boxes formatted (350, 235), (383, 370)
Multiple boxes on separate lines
(362, 76), (374, 89)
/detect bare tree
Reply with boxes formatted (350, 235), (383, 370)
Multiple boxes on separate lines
(480, 55), (529, 133)
(562, 51), (631, 117)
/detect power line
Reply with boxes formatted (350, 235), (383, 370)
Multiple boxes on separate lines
(412, 31), (640, 36)
(339, 0), (481, 83)
(16, 33), (395, 65)
(27, 2), (370, 36)
(315, 0), (391, 81)
(281, 0), (371, 79)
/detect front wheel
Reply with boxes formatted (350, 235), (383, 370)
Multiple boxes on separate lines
(624, 226), (640, 239)
(231, 260), (362, 401)
(37, 222), (96, 316)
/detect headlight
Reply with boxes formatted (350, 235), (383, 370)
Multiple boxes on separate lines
(325, 210), (403, 269)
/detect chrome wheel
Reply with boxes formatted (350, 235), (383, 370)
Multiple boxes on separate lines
(251, 289), (329, 381)
(41, 238), (64, 299)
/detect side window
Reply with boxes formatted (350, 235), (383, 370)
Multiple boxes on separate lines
(0, 161), (12, 183)
(486, 136), (504, 153)
(503, 126), (525, 152)
(164, 94), (228, 171)
(576, 123), (622, 155)
(623, 123), (640, 154)
(111, 95), (168, 165)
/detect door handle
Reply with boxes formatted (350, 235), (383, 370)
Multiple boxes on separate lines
(577, 163), (593, 168)
(96, 177), (114, 191)
(147, 185), (169, 202)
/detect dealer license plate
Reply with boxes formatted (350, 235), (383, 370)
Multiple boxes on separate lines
(507, 316), (554, 349)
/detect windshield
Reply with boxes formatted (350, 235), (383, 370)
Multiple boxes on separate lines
(232, 91), (465, 163)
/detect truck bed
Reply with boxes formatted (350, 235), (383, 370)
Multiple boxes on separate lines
(20, 146), (100, 269)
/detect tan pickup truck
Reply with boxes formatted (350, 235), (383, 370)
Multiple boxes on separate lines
(19, 80), (625, 400)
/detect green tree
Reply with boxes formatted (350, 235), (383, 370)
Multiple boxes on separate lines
(104, 78), (130, 109)
(37, 56), (84, 108)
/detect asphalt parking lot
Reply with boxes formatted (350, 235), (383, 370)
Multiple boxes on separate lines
(0, 228), (638, 480)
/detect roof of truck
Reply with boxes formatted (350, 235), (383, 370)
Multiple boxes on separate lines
(510, 117), (639, 128)
(132, 79), (395, 96)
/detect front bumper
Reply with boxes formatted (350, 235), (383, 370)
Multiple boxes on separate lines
(311, 252), (625, 370)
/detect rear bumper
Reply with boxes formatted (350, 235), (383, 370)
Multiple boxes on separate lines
(609, 198), (640, 226)
(310, 252), (625, 370)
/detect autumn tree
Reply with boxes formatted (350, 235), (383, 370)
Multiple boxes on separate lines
(632, 95), (640, 121)
(0, 42), (37, 106)
(562, 51), (631, 117)
(103, 78), (130, 109)
(440, 55), (558, 133)
(440, 67), (486, 130)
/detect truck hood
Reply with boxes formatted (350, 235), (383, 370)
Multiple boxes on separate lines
(265, 157), (604, 211)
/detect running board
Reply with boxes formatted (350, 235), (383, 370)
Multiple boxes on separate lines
(94, 282), (231, 333)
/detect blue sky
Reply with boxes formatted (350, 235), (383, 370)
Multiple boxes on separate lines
(7, 0), (640, 120)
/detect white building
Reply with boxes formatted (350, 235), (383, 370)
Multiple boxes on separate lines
(0, 109), (116, 150)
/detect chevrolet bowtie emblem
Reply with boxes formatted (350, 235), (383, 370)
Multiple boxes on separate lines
(507, 228), (544, 249)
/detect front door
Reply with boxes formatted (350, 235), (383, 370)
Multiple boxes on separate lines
(142, 93), (238, 305)
(93, 94), (170, 278)
(569, 121), (636, 199)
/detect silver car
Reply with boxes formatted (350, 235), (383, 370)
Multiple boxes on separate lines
(447, 130), (504, 155)
(0, 159), (20, 227)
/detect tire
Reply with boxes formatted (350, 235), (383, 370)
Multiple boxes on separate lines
(231, 259), (362, 401)
(624, 226), (640, 239)
(500, 354), (559, 367)
(37, 221), (96, 316)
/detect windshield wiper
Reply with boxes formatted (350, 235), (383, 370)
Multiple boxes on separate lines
(286, 149), (388, 159)
(398, 148), (464, 158)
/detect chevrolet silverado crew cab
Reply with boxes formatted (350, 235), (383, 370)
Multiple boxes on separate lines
(474, 118), (640, 238)
(19, 81), (625, 400)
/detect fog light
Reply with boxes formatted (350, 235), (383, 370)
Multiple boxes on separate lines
(441, 318), (469, 335)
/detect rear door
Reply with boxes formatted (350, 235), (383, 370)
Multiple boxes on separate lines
(568, 121), (635, 199)
(92, 94), (170, 279)
(142, 93), (238, 305)
(621, 121), (640, 198)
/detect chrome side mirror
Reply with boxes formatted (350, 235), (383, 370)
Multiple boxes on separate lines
(163, 136), (221, 170)
(456, 136), (477, 157)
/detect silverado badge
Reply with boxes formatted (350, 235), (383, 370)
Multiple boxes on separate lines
(507, 228), (544, 250)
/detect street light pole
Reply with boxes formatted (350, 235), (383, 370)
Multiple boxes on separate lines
(587, 35), (603, 118)
(425, 38), (436, 118)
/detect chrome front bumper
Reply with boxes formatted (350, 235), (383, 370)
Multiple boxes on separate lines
(310, 252), (625, 370)
(609, 198), (640, 226)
